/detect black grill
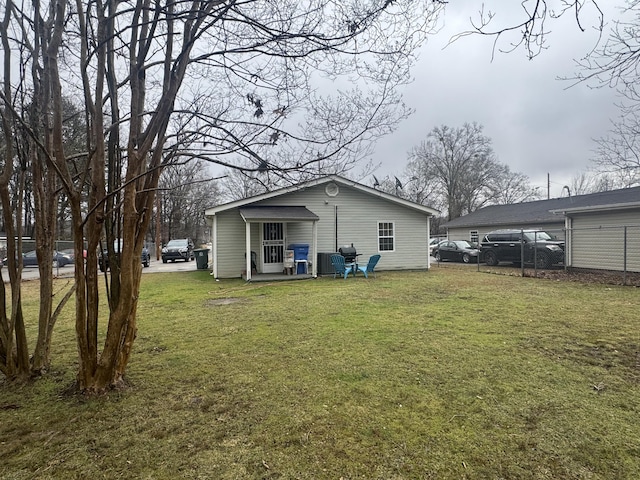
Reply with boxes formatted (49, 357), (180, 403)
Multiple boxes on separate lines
(338, 245), (357, 263)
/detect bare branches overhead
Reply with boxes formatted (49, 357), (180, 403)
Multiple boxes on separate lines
(450, 1), (605, 60)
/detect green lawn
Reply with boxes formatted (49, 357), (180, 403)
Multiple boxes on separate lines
(1, 268), (639, 479)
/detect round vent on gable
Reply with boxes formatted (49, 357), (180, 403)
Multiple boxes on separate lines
(325, 182), (339, 197)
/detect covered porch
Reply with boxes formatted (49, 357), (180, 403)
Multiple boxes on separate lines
(211, 205), (319, 281)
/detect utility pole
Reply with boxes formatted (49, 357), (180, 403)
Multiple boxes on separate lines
(547, 173), (550, 200)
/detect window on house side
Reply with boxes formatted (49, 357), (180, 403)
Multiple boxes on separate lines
(378, 222), (395, 252)
(470, 230), (479, 244)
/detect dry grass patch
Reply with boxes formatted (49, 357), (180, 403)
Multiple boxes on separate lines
(1, 269), (639, 479)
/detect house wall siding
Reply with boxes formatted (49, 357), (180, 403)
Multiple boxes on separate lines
(215, 210), (248, 278)
(569, 209), (640, 272)
(213, 182), (430, 278)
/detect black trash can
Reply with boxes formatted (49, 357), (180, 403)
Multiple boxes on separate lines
(194, 248), (210, 270)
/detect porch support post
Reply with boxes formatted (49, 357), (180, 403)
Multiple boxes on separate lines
(312, 220), (318, 277)
(245, 221), (252, 281)
(427, 215), (431, 269)
(212, 215), (218, 277)
(564, 216), (572, 269)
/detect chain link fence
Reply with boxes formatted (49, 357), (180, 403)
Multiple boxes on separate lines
(472, 225), (640, 286)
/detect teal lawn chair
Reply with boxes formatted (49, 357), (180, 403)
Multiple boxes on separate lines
(358, 254), (381, 278)
(330, 254), (355, 279)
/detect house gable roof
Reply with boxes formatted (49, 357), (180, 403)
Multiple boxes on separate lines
(442, 186), (640, 229)
(205, 175), (439, 216)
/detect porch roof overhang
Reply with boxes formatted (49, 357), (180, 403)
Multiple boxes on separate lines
(239, 206), (319, 223)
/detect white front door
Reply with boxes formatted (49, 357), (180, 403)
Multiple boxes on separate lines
(262, 222), (285, 273)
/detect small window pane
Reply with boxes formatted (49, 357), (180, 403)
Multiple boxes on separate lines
(378, 222), (394, 252)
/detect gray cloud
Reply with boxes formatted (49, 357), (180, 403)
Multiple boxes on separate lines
(372, 1), (622, 198)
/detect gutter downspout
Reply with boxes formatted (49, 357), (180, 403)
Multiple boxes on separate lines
(334, 205), (338, 252)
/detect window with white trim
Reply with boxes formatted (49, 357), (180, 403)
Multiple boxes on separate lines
(470, 230), (479, 244)
(378, 222), (395, 252)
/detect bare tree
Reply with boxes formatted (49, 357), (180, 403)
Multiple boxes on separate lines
(218, 166), (271, 202)
(406, 123), (539, 221)
(158, 159), (220, 243)
(0, 0), (76, 381)
(453, 0), (604, 60)
(408, 123), (504, 220)
(487, 165), (542, 205)
(567, 170), (627, 195)
(592, 109), (640, 186)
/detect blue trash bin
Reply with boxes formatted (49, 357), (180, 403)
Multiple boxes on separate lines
(288, 244), (309, 274)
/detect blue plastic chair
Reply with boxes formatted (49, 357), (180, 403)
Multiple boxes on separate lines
(330, 254), (354, 279)
(358, 254), (380, 278)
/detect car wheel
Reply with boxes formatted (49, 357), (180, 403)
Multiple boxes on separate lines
(143, 260), (149, 267)
(462, 253), (470, 263)
(535, 252), (551, 269)
(435, 252), (441, 262)
(484, 251), (498, 266)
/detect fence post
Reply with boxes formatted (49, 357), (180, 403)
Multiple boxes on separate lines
(623, 226), (627, 286)
(521, 229), (525, 277)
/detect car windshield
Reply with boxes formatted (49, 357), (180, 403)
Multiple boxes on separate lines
(453, 241), (474, 249)
(166, 239), (187, 247)
(523, 232), (553, 242)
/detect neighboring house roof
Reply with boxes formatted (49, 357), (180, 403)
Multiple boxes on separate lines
(205, 175), (439, 216)
(442, 186), (640, 229)
(549, 186), (640, 214)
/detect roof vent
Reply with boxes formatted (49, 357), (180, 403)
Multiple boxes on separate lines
(325, 182), (339, 197)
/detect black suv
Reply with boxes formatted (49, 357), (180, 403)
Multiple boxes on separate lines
(161, 238), (194, 263)
(99, 240), (150, 272)
(480, 229), (564, 269)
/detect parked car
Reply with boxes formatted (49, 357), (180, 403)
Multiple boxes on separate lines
(429, 238), (447, 256)
(99, 240), (150, 272)
(435, 240), (479, 263)
(480, 229), (564, 269)
(161, 238), (194, 263)
(5, 250), (73, 268)
(60, 248), (88, 262)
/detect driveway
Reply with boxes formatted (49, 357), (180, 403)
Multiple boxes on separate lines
(9, 257), (207, 282)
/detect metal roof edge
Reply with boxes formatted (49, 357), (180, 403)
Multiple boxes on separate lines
(550, 201), (640, 215)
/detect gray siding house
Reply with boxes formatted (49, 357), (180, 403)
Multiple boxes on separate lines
(550, 190), (640, 273)
(204, 175), (438, 279)
(442, 187), (640, 273)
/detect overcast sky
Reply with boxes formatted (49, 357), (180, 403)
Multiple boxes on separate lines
(371, 1), (624, 199)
